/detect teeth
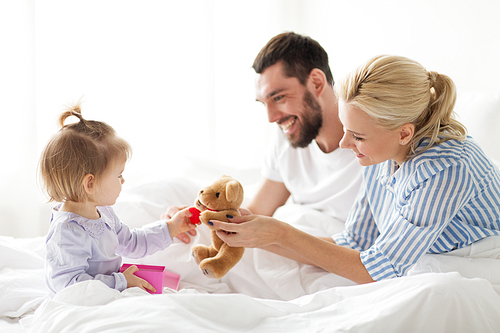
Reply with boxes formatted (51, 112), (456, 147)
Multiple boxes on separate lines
(280, 117), (296, 133)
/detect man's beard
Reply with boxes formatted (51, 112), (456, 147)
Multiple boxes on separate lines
(287, 90), (323, 148)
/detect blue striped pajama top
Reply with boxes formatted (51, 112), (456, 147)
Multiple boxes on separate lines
(332, 136), (500, 281)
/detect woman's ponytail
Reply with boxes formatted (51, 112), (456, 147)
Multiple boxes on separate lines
(427, 71), (467, 140)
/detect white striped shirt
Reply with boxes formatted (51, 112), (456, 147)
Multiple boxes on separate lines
(333, 136), (500, 280)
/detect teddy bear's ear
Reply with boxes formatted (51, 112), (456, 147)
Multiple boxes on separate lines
(225, 180), (242, 203)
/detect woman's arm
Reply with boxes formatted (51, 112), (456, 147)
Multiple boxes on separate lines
(211, 215), (374, 284)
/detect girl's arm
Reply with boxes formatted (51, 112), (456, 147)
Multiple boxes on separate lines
(115, 207), (196, 258)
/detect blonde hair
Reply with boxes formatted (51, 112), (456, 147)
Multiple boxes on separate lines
(39, 103), (131, 202)
(335, 55), (467, 158)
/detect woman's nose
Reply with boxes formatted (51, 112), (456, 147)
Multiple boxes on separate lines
(339, 134), (350, 149)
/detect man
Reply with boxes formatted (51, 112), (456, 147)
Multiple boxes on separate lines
(170, 32), (362, 243)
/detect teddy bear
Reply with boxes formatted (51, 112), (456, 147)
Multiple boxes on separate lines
(190, 175), (245, 279)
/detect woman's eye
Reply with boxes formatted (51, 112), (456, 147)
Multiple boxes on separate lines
(353, 134), (364, 141)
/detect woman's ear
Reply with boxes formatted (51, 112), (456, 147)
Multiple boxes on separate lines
(82, 174), (96, 195)
(399, 123), (415, 144)
(307, 68), (327, 97)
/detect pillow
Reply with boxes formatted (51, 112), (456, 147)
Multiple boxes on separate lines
(113, 177), (202, 229)
(0, 237), (48, 318)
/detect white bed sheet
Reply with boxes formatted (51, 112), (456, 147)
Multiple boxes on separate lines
(1, 177), (500, 332)
(20, 272), (500, 333)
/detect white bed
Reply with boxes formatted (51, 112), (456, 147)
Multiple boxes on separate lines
(2, 93), (500, 332)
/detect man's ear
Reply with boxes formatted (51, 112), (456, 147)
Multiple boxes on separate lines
(399, 123), (415, 144)
(82, 174), (96, 195)
(307, 68), (327, 97)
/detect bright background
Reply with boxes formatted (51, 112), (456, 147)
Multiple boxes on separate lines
(1, 0), (500, 237)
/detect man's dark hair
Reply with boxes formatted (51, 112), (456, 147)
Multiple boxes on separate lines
(252, 32), (334, 87)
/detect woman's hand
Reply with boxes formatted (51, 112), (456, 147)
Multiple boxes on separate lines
(210, 214), (285, 248)
(161, 205), (197, 244)
(122, 265), (156, 293)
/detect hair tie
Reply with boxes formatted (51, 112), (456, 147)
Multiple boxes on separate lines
(428, 71), (439, 86)
(58, 103), (86, 128)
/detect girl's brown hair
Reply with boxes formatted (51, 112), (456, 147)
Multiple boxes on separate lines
(39, 104), (131, 202)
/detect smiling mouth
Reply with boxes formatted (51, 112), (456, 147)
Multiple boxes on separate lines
(279, 116), (297, 133)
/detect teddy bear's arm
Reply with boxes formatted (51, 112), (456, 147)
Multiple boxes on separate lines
(200, 209), (239, 224)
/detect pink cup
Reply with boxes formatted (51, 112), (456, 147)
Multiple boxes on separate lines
(120, 263), (181, 294)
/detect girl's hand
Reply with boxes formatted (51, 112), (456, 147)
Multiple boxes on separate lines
(167, 207), (198, 239)
(210, 214), (284, 248)
(161, 205), (197, 244)
(160, 205), (187, 219)
(122, 265), (156, 293)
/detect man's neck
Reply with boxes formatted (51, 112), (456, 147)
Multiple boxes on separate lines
(315, 89), (344, 154)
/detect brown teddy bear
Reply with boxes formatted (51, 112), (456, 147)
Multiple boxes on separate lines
(190, 175), (245, 279)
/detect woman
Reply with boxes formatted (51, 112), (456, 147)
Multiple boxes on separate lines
(211, 55), (500, 284)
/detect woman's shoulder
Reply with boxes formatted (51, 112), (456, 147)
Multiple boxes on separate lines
(408, 136), (496, 180)
(417, 136), (492, 165)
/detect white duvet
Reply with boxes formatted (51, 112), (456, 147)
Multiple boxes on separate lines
(2, 177), (500, 332)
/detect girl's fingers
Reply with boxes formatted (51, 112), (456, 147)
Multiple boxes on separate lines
(143, 281), (156, 293)
(125, 265), (139, 273)
(177, 233), (191, 244)
(135, 275), (156, 293)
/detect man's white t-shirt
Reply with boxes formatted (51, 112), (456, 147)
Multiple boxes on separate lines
(262, 127), (363, 222)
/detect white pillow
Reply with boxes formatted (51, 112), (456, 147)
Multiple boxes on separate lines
(113, 177), (202, 229)
(0, 237), (48, 318)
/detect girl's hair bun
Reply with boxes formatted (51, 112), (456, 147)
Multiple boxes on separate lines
(58, 103), (85, 128)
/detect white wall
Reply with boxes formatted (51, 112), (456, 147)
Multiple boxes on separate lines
(268, 0), (500, 94)
(1, 0), (499, 238)
(0, 0), (40, 236)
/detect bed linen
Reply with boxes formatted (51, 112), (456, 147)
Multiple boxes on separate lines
(20, 273), (500, 333)
(1, 177), (500, 332)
